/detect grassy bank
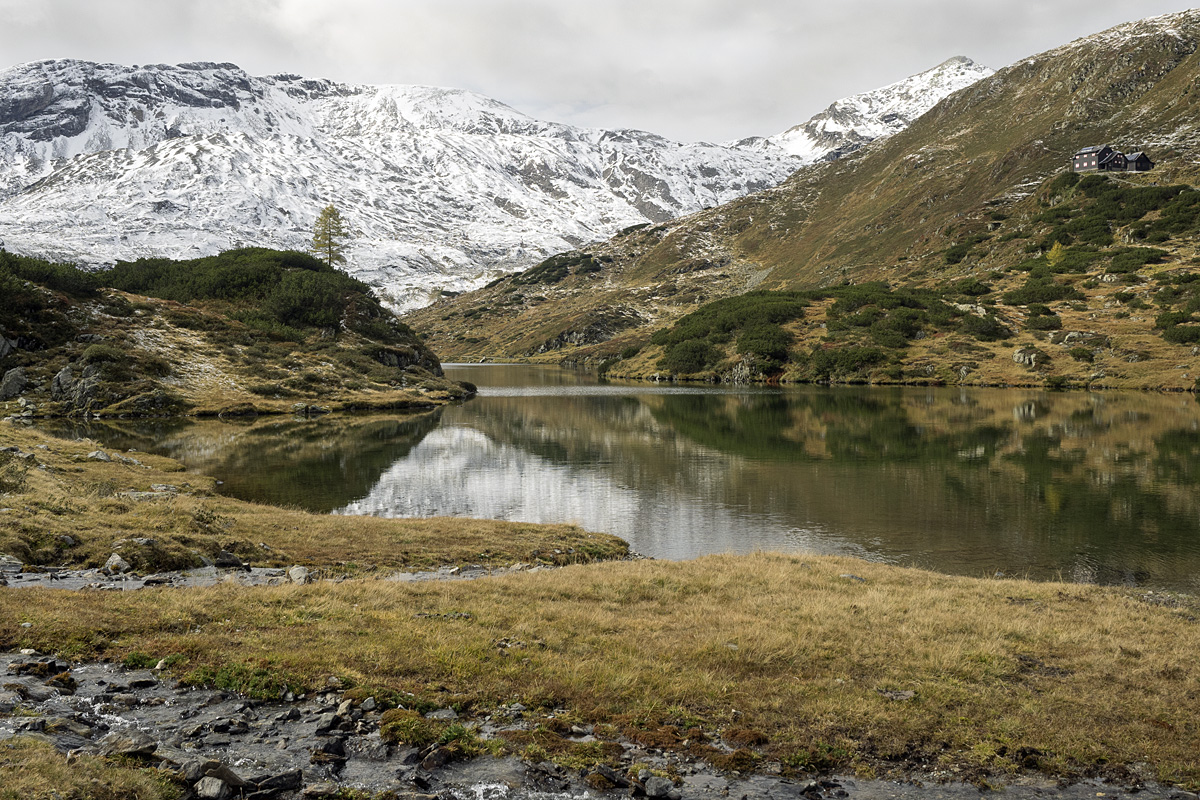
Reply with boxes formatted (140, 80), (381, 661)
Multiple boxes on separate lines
(2, 422), (1199, 794)
(2, 555), (1198, 790)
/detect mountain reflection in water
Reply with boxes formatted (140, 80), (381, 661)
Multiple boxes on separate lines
(46, 365), (1200, 592)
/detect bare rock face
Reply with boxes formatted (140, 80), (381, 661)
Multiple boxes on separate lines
(1013, 347), (1050, 367)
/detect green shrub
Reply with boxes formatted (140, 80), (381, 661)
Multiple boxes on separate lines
(661, 340), (718, 374)
(81, 343), (124, 364)
(1069, 347), (1095, 362)
(960, 314), (1012, 341)
(809, 346), (888, 380)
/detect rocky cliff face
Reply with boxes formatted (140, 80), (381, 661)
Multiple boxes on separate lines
(0, 57), (985, 310)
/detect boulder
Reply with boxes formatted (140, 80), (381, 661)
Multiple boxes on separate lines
(1012, 347), (1049, 367)
(0, 367), (27, 400)
(194, 776), (231, 800)
(287, 565), (310, 585)
(104, 553), (132, 574)
(645, 776), (675, 798)
(97, 729), (159, 757)
(214, 551), (248, 570)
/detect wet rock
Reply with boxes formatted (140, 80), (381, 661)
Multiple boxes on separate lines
(420, 745), (454, 770)
(313, 712), (341, 735)
(45, 671), (78, 694)
(310, 736), (348, 766)
(249, 768), (303, 796)
(301, 783), (340, 797)
(104, 553), (131, 574)
(0, 367), (27, 400)
(97, 729), (159, 758)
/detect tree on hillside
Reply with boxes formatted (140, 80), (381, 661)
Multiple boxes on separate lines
(310, 204), (349, 268)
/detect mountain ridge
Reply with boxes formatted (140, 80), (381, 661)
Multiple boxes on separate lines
(0, 57), (986, 309)
(403, 9), (1200, 392)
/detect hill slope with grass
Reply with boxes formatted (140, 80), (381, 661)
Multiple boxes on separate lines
(404, 10), (1200, 390)
(0, 247), (473, 418)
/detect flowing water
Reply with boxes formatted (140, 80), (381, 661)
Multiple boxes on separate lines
(46, 365), (1200, 592)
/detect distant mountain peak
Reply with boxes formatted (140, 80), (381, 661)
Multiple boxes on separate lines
(764, 56), (994, 163)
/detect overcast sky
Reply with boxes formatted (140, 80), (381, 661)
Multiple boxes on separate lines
(1, 0), (1195, 142)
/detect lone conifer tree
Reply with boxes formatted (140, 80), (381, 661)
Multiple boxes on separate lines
(310, 204), (349, 267)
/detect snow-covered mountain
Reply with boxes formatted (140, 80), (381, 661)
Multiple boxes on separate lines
(760, 56), (993, 163)
(0, 59), (987, 309)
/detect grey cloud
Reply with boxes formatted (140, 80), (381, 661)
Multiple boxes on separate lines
(0, 0), (1194, 142)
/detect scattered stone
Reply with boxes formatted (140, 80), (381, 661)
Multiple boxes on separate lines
(427, 707), (458, 721)
(87, 450), (112, 462)
(877, 689), (916, 701)
(287, 565), (310, 585)
(301, 783), (340, 797)
(839, 573), (866, 583)
(104, 553), (132, 574)
(150, 484), (178, 493)
(360, 696), (377, 712)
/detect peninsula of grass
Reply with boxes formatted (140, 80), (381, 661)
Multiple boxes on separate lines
(0, 422), (627, 574)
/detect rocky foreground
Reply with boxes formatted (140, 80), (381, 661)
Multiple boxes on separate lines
(3, 650), (1195, 800)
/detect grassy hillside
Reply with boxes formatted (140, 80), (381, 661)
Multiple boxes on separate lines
(0, 248), (474, 418)
(404, 10), (1200, 391)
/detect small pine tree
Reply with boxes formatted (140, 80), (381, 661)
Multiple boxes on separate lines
(1046, 241), (1066, 271)
(310, 204), (349, 268)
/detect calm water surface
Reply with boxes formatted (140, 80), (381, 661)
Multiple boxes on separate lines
(50, 365), (1200, 592)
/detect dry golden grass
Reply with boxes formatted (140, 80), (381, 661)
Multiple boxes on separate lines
(0, 737), (180, 800)
(2, 554), (1197, 786)
(0, 422), (627, 572)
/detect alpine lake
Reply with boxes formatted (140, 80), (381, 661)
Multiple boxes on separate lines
(42, 364), (1200, 594)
